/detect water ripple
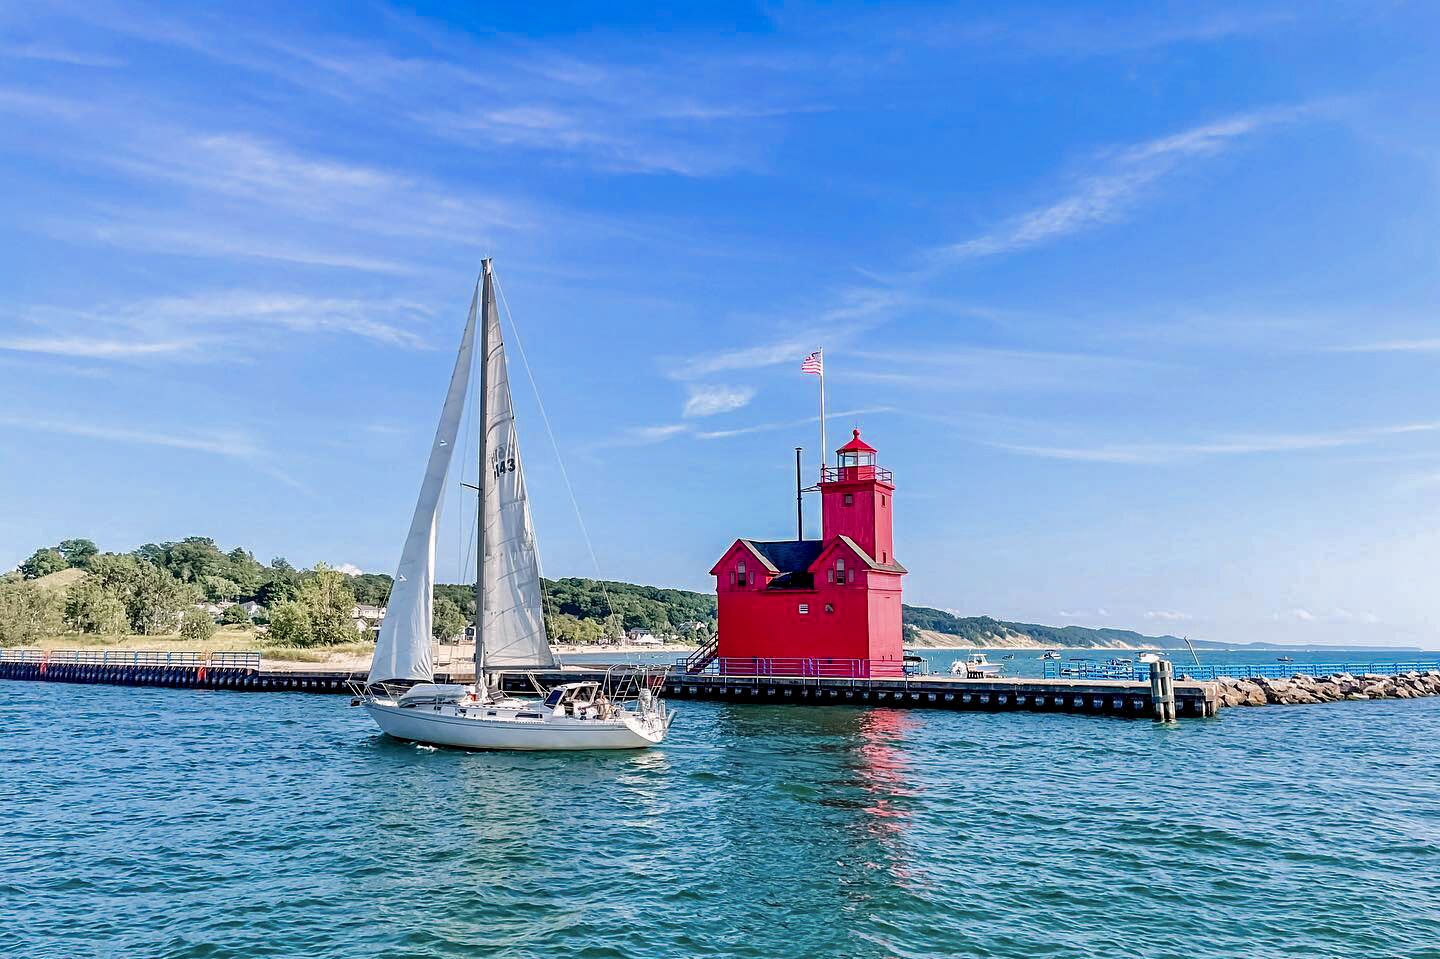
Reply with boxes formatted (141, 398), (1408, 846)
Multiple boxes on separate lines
(4, 686), (1440, 957)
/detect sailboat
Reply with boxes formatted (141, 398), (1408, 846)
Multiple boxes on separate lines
(356, 259), (674, 750)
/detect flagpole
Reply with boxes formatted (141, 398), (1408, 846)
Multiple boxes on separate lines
(818, 348), (827, 480)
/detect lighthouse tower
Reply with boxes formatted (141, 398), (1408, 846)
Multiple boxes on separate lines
(707, 429), (906, 676)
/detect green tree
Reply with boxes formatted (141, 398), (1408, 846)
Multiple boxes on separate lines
(295, 564), (358, 646)
(63, 576), (128, 635)
(57, 538), (99, 568)
(159, 536), (229, 584)
(0, 579), (62, 644)
(257, 576), (298, 608)
(180, 608), (217, 642)
(19, 548), (68, 580)
(88, 554), (193, 635)
(220, 603), (251, 625)
(203, 575), (241, 602)
(351, 573), (394, 607)
(432, 596), (466, 641)
(267, 600), (314, 646)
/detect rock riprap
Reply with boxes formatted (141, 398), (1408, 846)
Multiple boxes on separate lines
(1204, 671), (1440, 709)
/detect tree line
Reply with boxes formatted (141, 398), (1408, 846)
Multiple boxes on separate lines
(1, 536), (721, 648)
(1, 536), (378, 648)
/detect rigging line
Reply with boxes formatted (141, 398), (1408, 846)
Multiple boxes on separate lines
(493, 270), (615, 622)
(458, 321), (474, 594)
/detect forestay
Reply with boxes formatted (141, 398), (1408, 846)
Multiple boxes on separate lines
(367, 287), (479, 686)
(479, 278), (557, 670)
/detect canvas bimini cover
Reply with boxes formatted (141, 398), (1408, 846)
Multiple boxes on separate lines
(479, 273), (557, 670)
(367, 287), (479, 686)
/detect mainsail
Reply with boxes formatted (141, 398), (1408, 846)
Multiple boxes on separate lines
(479, 269), (557, 670)
(367, 286), (479, 685)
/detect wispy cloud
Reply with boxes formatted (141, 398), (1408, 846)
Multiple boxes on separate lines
(2, 41), (126, 68)
(0, 413), (305, 490)
(845, 346), (1148, 391)
(0, 336), (194, 359)
(668, 288), (904, 379)
(54, 217), (415, 275)
(683, 384), (756, 418)
(995, 421), (1440, 464)
(1059, 607), (1110, 620)
(8, 291), (435, 363)
(874, 6), (1294, 60)
(929, 112), (1290, 266)
(695, 407), (893, 440)
(1335, 337), (1440, 354)
(1144, 610), (1192, 622)
(1271, 607), (1379, 625)
(595, 406), (894, 449)
(0, 86), (91, 119)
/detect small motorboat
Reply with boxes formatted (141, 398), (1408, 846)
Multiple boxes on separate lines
(1276, 655), (1295, 663)
(1000, 653), (1015, 661)
(950, 652), (1003, 678)
(1041, 649), (1061, 660)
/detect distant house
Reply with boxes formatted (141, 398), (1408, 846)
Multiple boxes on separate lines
(239, 601), (266, 619)
(352, 604), (387, 624)
(197, 602), (226, 620)
(626, 628), (661, 646)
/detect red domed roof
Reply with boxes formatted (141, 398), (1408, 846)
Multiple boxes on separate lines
(837, 428), (876, 454)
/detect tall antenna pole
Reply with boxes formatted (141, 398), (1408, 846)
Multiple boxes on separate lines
(795, 447), (804, 540)
(474, 259), (492, 682)
(818, 349), (827, 479)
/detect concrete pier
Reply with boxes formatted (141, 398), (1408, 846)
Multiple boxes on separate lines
(0, 652), (1220, 718)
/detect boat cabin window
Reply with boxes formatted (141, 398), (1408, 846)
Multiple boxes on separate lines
(543, 688), (565, 708)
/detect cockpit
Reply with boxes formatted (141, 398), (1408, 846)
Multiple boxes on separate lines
(543, 682), (612, 720)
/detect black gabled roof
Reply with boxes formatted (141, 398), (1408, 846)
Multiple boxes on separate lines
(744, 539), (823, 575)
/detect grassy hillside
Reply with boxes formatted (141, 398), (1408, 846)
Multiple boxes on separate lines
(900, 606), (1188, 649)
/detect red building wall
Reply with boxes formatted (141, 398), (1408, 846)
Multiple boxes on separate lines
(820, 478), (895, 565)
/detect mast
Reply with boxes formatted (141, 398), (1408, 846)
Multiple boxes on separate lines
(475, 259), (492, 681)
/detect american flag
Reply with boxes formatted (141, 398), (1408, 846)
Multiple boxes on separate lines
(800, 350), (823, 375)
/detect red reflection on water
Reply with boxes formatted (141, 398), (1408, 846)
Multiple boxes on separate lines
(854, 709), (920, 835)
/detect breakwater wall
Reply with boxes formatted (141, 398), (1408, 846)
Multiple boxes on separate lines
(502, 668), (1221, 719)
(1215, 670), (1440, 707)
(0, 649), (1219, 718)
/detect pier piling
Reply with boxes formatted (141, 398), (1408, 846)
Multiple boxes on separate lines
(1150, 659), (1176, 722)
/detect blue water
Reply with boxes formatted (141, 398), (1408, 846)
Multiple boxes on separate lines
(4, 675), (1440, 958)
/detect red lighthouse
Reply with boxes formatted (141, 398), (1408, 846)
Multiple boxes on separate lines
(706, 430), (907, 677)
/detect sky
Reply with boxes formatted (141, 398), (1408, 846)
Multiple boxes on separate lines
(2, 1), (1439, 647)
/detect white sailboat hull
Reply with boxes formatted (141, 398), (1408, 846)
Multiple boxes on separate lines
(364, 700), (669, 751)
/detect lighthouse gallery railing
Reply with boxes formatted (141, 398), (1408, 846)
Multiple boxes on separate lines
(679, 656), (907, 679)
